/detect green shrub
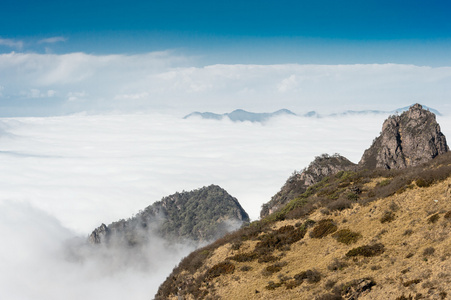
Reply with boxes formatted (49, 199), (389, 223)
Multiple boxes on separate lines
(427, 213), (440, 224)
(240, 265), (252, 272)
(254, 225), (306, 255)
(205, 261), (235, 280)
(265, 281), (282, 290)
(423, 247), (435, 256)
(228, 252), (258, 262)
(378, 179), (391, 187)
(415, 178), (433, 187)
(262, 262), (286, 276)
(346, 243), (385, 257)
(294, 269), (322, 283)
(380, 211), (395, 223)
(332, 229), (362, 245)
(316, 294), (343, 300)
(402, 279), (421, 287)
(231, 241), (242, 250)
(403, 229), (413, 236)
(310, 219), (337, 238)
(257, 254), (280, 263)
(395, 295), (413, 300)
(347, 192), (359, 201)
(285, 280), (303, 290)
(327, 258), (349, 271)
(327, 198), (352, 211)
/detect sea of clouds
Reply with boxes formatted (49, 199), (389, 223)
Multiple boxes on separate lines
(1, 50), (451, 299)
(1, 112), (450, 299)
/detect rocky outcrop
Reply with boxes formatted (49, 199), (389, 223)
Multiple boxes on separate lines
(260, 154), (356, 218)
(359, 103), (448, 170)
(89, 185), (249, 245)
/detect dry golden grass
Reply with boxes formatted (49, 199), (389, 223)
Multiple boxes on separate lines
(184, 178), (451, 299)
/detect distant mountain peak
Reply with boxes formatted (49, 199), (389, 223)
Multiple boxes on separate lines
(183, 109), (297, 122)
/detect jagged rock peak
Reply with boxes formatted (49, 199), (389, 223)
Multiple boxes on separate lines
(260, 154), (356, 218)
(359, 103), (449, 170)
(89, 185), (250, 245)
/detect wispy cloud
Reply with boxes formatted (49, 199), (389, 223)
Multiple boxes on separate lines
(1, 52), (451, 117)
(38, 36), (67, 44)
(0, 37), (23, 49)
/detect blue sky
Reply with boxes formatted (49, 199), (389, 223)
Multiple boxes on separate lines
(1, 1), (451, 116)
(2, 0), (451, 65)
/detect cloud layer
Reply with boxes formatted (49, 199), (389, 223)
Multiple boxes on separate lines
(1, 52), (451, 117)
(1, 113), (451, 299)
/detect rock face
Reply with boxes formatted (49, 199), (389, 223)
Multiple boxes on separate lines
(260, 154), (356, 218)
(359, 104), (449, 170)
(89, 185), (250, 245)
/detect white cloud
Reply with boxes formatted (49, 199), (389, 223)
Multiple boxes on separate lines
(67, 91), (87, 102)
(0, 37), (23, 49)
(38, 36), (67, 44)
(0, 201), (194, 300)
(1, 52), (451, 116)
(20, 88), (58, 98)
(277, 74), (299, 92)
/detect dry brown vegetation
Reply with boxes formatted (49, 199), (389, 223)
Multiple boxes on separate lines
(156, 153), (451, 300)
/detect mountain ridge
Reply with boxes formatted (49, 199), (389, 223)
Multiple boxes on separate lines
(183, 104), (442, 123)
(157, 103), (451, 299)
(89, 185), (250, 246)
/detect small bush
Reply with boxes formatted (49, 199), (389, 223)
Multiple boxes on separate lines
(265, 281), (282, 290)
(228, 252), (258, 262)
(316, 294), (343, 300)
(231, 242), (242, 250)
(255, 225), (306, 256)
(416, 178), (433, 188)
(427, 213), (440, 224)
(327, 198), (353, 211)
(205, 261), (235, 280)
(346, 243), (385, 257)
(240, 265), (252, 272)
(444, 211), (451, 220)
(327, 258), (349, 271)
(403, 279), (421, 287)
(285, 280), (303, 290)
(310, 219), (337, 238)
(395, 295), (413, 300)
(423, 247), (435, 256)
(403, 229), (414, 236)
(332, 229), (362, 245)
(262, 263), (285, 276)
(258, 254), (280, 263)
(347, 192), (358, 201)
(378, 179), (391, 187)
(324, 279), (337, 289)
(380, 211), (396, 223)
(294, 269), (322, 283)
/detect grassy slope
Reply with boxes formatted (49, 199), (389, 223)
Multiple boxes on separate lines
(156, 154), (451, 300)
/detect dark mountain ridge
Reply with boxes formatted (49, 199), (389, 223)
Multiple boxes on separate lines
(89, 185), (250, 246)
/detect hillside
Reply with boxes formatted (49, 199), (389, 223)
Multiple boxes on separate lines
(90, 185), (249, 245)
(156, 154), (451, 299)
(156, 104), (451, 299)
